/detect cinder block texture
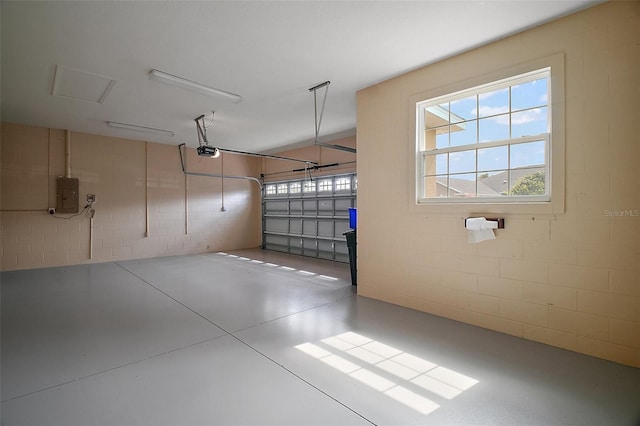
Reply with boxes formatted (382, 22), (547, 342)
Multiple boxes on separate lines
(1, 125), (262, 271)
(356, 2), (639, 367)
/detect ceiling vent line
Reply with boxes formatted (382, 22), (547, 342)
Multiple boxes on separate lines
(309, 81), (356, 154)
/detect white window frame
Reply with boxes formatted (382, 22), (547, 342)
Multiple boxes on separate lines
(416, 68), (552, 205)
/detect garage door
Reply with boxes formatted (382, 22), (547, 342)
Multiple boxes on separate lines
(262, 173), (356, 262)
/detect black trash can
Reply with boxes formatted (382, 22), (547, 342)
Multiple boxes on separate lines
(343, 229), (357, 286)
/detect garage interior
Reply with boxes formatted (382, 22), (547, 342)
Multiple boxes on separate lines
(1, 1), (639, 425)
(2, 249), (637, 425)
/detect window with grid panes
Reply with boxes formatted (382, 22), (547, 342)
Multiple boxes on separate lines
(318, 179), (332, 192)
(277, 183), (288, 194)
(303, 180), (316, 193)
(265, 184), (276, 195)
(289, 182), (301, 194)
(335, 177), (351, 191)
(416, 68), (551, 203)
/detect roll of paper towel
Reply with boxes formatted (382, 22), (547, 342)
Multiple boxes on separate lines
(466, 217), (498, 243)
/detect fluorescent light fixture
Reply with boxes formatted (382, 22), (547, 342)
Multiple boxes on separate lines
(149, 69), (242, 104)
(106, 121), (174, 137)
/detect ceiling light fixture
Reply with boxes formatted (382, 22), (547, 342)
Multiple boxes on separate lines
(149, 69), (242, 104)
(106, 121), (174, 137)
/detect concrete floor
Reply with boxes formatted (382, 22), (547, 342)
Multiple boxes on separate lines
(1, 249), (638, 425)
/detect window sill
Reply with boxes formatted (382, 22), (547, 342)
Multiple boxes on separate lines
(411, 199), (561, 216)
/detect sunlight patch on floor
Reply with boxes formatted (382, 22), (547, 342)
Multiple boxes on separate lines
(295, 331), (478, 416)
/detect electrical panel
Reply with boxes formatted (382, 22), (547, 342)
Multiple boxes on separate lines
(56, 177), (79, 213)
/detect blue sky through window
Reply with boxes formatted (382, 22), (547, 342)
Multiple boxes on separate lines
(424, 76), (548, 184)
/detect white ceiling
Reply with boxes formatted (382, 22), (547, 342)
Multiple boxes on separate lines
(2, 1), (600, 153)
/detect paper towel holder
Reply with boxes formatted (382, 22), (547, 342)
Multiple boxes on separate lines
(465, 217), (505, 229)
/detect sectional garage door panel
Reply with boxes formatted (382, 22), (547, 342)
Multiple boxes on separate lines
(264, 218), (289, 234)
(318, 199), (333, 211)
(265, 200), (289, 213)
(262, 173), (356, 263)
(303, 220), (317, 236)
(317, 220), (334, 237)
(290, 220), (302, 234)
(264, 234), (288, 248)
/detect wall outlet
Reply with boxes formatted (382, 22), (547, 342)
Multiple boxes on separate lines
(48, 208), (56, 215)
(87, 194), (96, 203)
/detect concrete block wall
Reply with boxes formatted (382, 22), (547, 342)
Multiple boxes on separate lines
(0, 123), (262, 271)
(356, 2), (639, 367)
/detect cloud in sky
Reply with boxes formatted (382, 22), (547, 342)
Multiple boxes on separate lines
(478, 88), (508, 101)
(474, 106), (508, 117)
(512, 108), (544, 124)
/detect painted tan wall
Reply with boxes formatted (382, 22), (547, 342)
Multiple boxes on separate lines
(356, 2), (639, 367)
(0, 123), (262, 271)
(262, 136), (357, 182)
